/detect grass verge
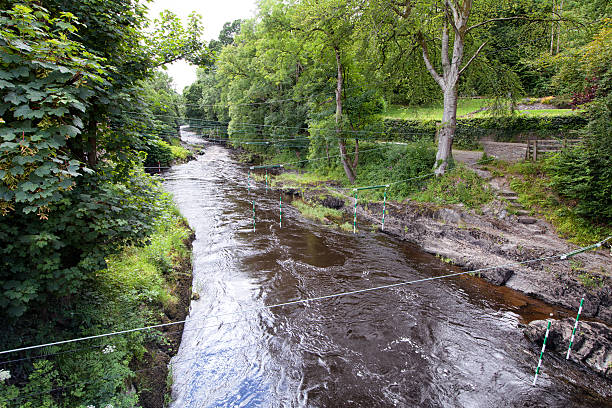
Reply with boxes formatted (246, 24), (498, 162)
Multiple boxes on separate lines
(292, 199), (343, 223)
(411, 165), (495, 209)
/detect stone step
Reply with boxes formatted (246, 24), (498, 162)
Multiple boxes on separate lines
(515, 209), (530, 216)
(518, 217), (538, 225)
(498, 190), (518, 198)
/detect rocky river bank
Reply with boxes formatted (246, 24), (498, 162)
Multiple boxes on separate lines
(275, 181), (611, 383)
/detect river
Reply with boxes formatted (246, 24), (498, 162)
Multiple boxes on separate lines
(163, 129), (609, 407)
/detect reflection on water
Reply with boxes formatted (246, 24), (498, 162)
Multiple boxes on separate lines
(164, 128), (610, 407)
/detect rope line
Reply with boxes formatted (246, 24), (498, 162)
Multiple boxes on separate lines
(2, 237), (608, 357)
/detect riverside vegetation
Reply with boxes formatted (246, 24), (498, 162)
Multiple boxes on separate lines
(2, 0), (612, 405)
(0, 1), (204, 406)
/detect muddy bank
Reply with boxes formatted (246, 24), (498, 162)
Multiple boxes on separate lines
(131, 227), (196, 408)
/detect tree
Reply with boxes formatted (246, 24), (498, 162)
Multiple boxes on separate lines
(1, 0), (208, 318)
(377, 0), (547, 174)
(292, 0), (364, 182)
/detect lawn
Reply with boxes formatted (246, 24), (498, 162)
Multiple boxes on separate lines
(513, 109), (578, 117)
(383, 98), (577, 120)
(382, 98), (493, 120)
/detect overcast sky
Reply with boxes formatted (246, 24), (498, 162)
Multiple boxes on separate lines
(148, 0), (258, 92)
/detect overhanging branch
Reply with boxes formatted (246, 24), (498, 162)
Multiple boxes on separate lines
(418, 33), (444, 88)
(458, 40), (487, 76)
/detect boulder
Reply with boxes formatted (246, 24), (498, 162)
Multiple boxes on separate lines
(524, 318), (612, 379)
(482, 267), (514, 285)
(321, 195), (344, 210)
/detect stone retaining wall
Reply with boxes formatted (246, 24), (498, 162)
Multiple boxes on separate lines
(482, 141), (527, 162)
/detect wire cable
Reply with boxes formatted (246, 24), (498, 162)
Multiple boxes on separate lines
(2, 237), (609, 357)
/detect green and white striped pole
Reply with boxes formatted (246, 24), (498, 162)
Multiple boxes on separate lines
(252, 200), (256, 232)
(247, 172), (251, 193)
(566, 297), (584, 360)
(353, 192), (358, 234)
(533, 314), (553, 386)
(382, 189), (387, 231)
(265, 170), (268, 192)
(279, 194), (282, 228)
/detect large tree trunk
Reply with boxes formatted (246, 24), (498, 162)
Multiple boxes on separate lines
(334, 47), (356, 183)
(435, 84), (458, 175)
(418, 0), (480, 175)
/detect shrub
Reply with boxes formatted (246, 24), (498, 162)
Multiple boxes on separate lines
(0, 170), (165, 318)
(144, 139), (173, 167)
(169, 145), (191, 161)
(354, 140), (437, 200)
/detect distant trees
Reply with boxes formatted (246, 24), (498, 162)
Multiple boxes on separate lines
(184, 0), (609, 179)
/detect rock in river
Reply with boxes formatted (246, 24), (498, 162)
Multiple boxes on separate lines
(524, 318), (612, 379)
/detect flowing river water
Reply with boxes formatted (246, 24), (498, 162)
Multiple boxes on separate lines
(163, 129), (609, 407)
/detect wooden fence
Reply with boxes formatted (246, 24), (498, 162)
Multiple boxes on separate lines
(525, 139), (582, 161)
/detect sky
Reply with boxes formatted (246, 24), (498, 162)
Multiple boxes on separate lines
(147, 0), (258, 92)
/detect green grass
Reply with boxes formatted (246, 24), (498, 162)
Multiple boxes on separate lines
(339, 222), (353, 232)
(383, 98), (493, 120)
(272, 171), (331, 186)
(292, 199), (343, 223)
(513, 109), (578, 117)
(103, 205), (191, 309)
(412, 165), (495, 209)
(383, 98), (576, 120)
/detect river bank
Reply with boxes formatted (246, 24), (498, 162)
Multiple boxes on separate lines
(267, 168), (611, 381)
(131, 220), (195, 408)
(157, 138), (611, 405)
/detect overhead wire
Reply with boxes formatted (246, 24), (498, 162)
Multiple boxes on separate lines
(2, 236), (609, 357)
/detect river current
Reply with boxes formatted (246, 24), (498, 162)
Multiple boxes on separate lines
(163, 129), (609, 407)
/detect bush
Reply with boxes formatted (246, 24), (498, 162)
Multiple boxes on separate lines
(0, 170), (165, 318)
(144, 139), (173, 167)
(354, 140), (437, 200)
(169, 145), (191, 161)
(0, 195), (192, 408)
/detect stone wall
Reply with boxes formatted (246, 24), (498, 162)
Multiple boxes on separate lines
(482, 141), (527, 162)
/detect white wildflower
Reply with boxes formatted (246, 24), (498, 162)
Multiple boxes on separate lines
(0, 369), (10, 382)
(104, 405), (114, 408)
(102, 345), (116, 354)
(86, 405), (95, 408)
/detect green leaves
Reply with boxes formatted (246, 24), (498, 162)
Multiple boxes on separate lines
(0, 3), (106, 216)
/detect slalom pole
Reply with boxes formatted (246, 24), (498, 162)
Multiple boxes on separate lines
(382, 188), (387, 231)
(279, 195), (282, 228)
(158, 161), (161, 173)
(252, 200), (256, 232)
(533, 313), (553, 386)
(353, 192), (358, 234)
(247, 172), (251, 193)
(265, 170), (268, 192)
(566, 297), (584, 360)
